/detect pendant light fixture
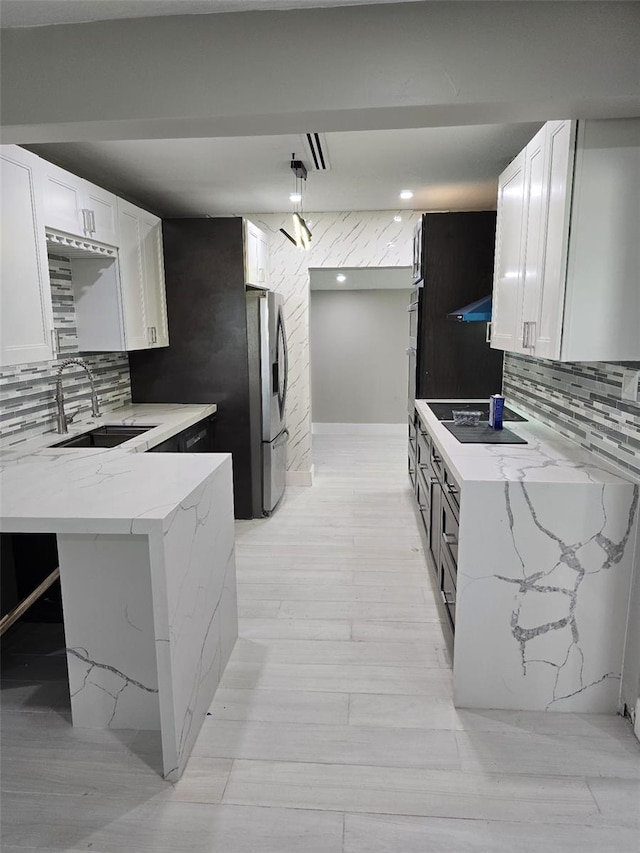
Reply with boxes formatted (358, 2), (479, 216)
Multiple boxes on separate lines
(280, 154), (313, 250)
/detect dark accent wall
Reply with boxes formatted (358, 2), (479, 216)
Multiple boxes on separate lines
(128, 218), (254, 517)
(417, 212), (503, 400)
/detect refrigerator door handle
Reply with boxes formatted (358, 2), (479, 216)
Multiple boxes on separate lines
(277, 303), (289, 420)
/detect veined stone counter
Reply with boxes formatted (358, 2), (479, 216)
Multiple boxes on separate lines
(415, 399), (639, 714)
(0, 404), (237, 782)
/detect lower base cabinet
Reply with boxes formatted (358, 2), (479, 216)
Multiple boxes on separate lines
(409, 412), (459, 631)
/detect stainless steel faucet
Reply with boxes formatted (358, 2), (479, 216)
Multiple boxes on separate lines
(55, 358), (102, 434)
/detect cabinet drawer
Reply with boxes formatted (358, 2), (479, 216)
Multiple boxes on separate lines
(440, 493), (459, 569)
(440, 544), (456, 628)
(442, 465), (460, 514)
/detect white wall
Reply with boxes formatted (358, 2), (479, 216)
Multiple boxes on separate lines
(2, 3), (639, 143)
(247, 211), (420, 476)
(310, 288), (410, 425)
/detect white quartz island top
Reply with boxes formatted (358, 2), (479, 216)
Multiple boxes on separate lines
(0, 403), (238, 782)
(414, 399), (638, 715)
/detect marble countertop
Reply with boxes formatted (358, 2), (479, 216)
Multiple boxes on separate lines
(0, 403), (217, 461)
(0, 403), (226, 534)
(416, 399), (635, 487)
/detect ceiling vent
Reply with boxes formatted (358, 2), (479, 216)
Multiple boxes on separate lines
(302, 133), (331, 171)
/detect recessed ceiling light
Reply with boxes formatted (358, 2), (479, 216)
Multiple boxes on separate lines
(394, 215), (402, 222)
(336, 274), (346, 283)
(399, 190), (413, 200)
(289, 192), (302, 203)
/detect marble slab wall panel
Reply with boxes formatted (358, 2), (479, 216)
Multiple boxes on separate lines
(57, 533), (161, 731)
(0, 255), (132, 445)
(504, 354), (640, 479)
(454, 478), (639, 713)
(150, 455), (237, 780)
(246, 211), (420, 476)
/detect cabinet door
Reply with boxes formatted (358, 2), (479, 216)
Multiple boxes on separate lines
(244, 220), (268, 285)
(117, 199), (148, 350)
(520, 124), (549, 355)
(534, 120), (574, 360)
(257, 228), (269, 285)
(140, 211), (169, 347)
(0, 147), (55, 366)
(490, 149), (527, 352)
(84, 182), (119, 246)
(40, 161), (88, 237)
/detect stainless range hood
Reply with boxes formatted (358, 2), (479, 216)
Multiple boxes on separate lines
(447, 294), (492, 322)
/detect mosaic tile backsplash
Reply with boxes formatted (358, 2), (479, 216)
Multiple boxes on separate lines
(503, 354), (640, 478)
(0, 255), (132, 445)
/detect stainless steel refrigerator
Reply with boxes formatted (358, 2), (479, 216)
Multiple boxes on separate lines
(247, 289), (289, 515)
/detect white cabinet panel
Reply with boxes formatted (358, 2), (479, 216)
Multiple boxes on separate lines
(490, 150), (526, 352)
(84, 183), (119, 246)
(533, 120), (574, 360)
(520, 124), (550, 356)
(117, 200), (149, 350)
(244, 220), (269, 286)
(41, 160), (118, 246)
(140, 211), (169, 347)
(0, 146), (54, 366)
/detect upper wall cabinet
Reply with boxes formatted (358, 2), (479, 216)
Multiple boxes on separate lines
(244, 220), (269, 286)
(73, 199), (169, 352)
(0, 146), (55, 366)
(491, 119), (640, 362)
(40, 160), (119, 247)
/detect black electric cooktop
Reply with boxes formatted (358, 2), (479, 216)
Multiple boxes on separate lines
(441, 423), (528, 444)
(426, 402), (527, 422)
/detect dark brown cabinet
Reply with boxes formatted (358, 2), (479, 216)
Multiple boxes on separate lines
(410, 411), (460, 631)
(412, 212), (504, 400)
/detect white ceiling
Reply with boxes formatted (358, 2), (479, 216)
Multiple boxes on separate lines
(0, 0), (428, 28)
(10, 0), (541, 216)
(29, 123), (542, 216)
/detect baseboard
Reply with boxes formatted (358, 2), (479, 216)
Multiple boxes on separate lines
(285, 465), (314, 486)
(312, 423), (406, 435)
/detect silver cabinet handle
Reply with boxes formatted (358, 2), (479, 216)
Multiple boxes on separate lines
(447, 483), (458, 495)
(441, 590), (455, 607)
(405, 346), (417, 355)
(522, 321), (528, 348)
(81, 209), (91, 235)
(486, 321), (492, 343)
(51, 328), (59, 355)
(152, 326), (157, 344)
(442, 532), (457, 546)
(528, 321), (536, 349)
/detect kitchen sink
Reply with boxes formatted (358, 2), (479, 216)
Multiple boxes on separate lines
(49, 425), (157, 449)
(426, 402), (527, 422)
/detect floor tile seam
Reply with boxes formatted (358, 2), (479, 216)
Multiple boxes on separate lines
(340, 808), (632, 829)
(222, 757), (637, 786)
(218, 788), (607, 817)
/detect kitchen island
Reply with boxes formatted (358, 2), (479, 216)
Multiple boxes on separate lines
(0, 404), (237, 781)
(412, 400), (639, 714)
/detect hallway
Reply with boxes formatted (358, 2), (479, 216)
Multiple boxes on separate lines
(1, 434), (639, 851)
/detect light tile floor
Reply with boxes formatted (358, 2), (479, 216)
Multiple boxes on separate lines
(1, 434), (639, 852)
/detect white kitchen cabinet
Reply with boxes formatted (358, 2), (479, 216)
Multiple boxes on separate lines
(490, 148), (527, 352)
(115, 199), (169, 350)
(41, 160), (119, 246)
(0, 146), (55, 366)
(491, 118), (640, 362)
(140, 210), (169, 347)
(73, 200), (169, 352)
(244, 220), (269, 286)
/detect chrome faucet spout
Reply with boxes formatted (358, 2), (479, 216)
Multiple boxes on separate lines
(54, 358), (102, 434)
